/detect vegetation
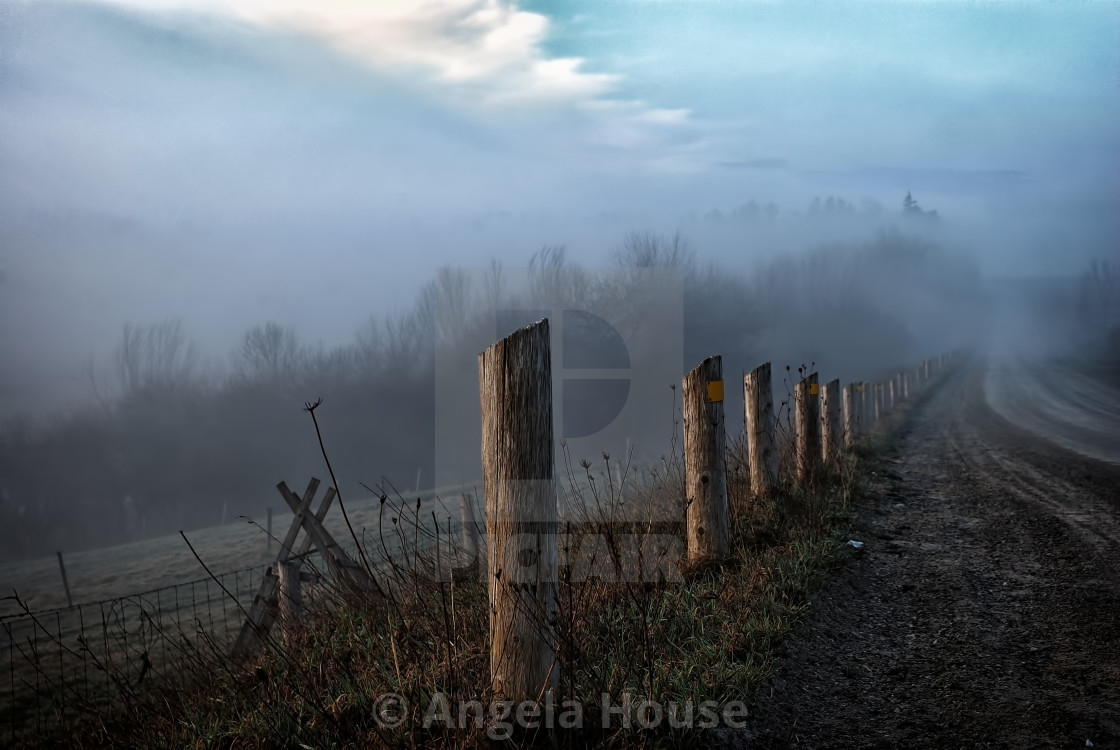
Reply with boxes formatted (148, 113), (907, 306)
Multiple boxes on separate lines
(38, 376), (869, 748)
(0, 226), (979, 562)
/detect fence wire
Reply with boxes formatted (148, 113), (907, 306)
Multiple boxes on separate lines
(1, 563), (266, 745)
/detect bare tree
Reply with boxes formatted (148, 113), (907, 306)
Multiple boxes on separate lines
(115, 320), (198, 398)
(613, 230), (694, 270)
(528, 244), (591, 307)
(235, 322), (302, 382)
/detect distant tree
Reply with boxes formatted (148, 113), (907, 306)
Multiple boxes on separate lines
(235, 322), (302, 383)
(861, 198), (884, 216)
(734, 200), (761, 220)
(703, 208), (725, 223)
(903, 191), (919, 214)
(902, 191), (941, 222)
(115, 319), (198, 398)
(614, 230), (694, 270)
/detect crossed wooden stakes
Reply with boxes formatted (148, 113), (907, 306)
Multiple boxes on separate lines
(231, 477), (377, 660)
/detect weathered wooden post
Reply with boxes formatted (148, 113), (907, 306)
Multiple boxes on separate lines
(842, 382), (857, 451)
(743, 362), (777, 497)
(478, 319), (558, 702)
(276, 558), (304, 640)
(854, 382), (864, 436)
(267, 507), (273, 552)
(821, 378), (841, 465)
(887, 378), (896, 413)
(858, 382), (868, 432)
(874, 382), (883, 423)
(56, 551), (73, 608)
(795, 372), (821, 484)
(683, 356), (730, 562)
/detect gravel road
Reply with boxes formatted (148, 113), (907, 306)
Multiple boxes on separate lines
(741, 355), (1120, 749)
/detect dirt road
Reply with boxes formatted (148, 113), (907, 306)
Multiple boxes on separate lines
(986, 355), (1120, 466)
(744, 356), (1120, 748)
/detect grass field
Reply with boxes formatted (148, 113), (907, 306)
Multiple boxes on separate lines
(1, 482), (482, 745)
(0, 484), (480, 617)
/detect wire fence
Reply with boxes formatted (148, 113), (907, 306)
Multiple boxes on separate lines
(2, 489), (494, 746)
(1, 563), (267, 746)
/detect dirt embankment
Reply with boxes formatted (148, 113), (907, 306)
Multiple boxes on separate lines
(742, 357), (1120, 749)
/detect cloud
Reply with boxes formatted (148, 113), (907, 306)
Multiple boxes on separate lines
(78, 0), (622, 106)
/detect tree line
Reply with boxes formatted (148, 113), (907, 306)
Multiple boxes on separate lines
(0, 227), (986, 561)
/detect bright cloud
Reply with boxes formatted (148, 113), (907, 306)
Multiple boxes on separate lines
(80, 0), (621, 105)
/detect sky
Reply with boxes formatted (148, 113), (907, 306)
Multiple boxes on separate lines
(1, 0), (1118, 417)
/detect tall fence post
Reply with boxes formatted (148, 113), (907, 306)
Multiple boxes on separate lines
(821, 378), (841, 465)
(56, 551), (73, 608)
(276, 559), (304, 641)
(842, 382), (857, 451)
(795, 372), (821, 484)
(683, 355), (729, 562)
(743, 362), (776, 498)
(478, 319), (558, 703)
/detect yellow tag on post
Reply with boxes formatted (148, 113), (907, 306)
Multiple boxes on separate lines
(707, 380), (725, 402)
(809, 382), (820, 396)
(855, 384), (864, 392)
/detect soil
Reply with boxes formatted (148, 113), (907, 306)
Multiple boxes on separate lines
(739, 357), (1120, 749)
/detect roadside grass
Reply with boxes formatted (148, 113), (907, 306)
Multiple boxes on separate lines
(17, 364), (895, 749)
(41, 438), (861, 749)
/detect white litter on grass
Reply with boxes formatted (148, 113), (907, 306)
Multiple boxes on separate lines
(847, 540), (864, 549)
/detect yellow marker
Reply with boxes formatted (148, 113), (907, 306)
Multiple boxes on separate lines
(809, 382), (820, 396)
(855, 384), (864, 392)
(707, 379), (725, 402)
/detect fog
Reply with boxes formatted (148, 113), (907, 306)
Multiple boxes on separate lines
(1, 0), (1117, 560)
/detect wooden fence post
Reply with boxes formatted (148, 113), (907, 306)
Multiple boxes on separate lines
(743, 362), (776, 498)
(277, 559), (304, 640)
(821, 378), (841, 465)
(795, 372), (821, 484)
(874, 382), (883, 423)
(683, 355), (730, 562)
(858, 382), (868, 432)
(856, 382), (866, 436)
(842, 382), (857, 451)
(478, 318), (558, 703)
(56, 551), (73, 608)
